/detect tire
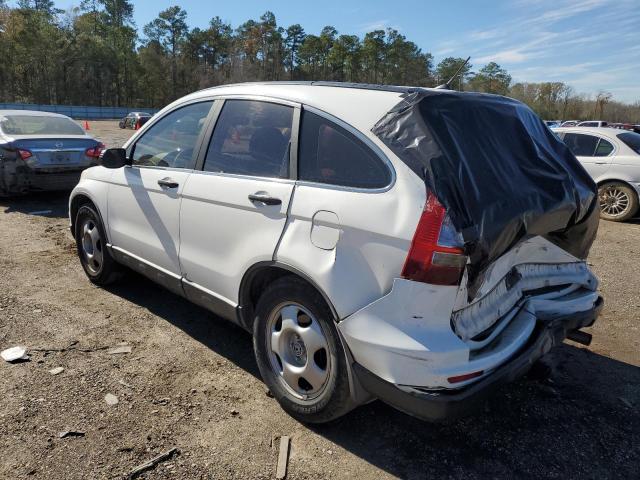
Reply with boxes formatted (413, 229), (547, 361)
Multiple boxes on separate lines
(75, 204), (121, 285)
(598, 182), (639, 222)
(253, 276), (354, 423)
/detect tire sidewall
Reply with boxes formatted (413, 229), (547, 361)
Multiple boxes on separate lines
(253, 278), (351, 423)
(75, 205), (111, 283)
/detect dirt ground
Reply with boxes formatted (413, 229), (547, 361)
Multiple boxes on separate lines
(0, 121), (638, 479)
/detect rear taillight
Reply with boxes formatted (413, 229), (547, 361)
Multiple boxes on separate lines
(85, 143), (105, 158)
(401, 192), (467, 286)
(135, 119), (141, 130)
(17, 149), (32, 160)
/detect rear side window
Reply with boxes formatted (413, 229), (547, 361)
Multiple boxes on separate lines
(298, 110), (391, 189)
(595, 138), (614, 157)
(204, 100), (293, 178)
(563, 133), (599, 156)
(619, 132), (640, 154)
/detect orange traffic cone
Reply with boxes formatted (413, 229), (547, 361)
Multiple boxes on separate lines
(84, 120), (90, 130)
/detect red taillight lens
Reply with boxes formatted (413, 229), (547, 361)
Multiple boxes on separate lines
(17, 149), (32, 160)
(401, 192), (467, 285)
(135, 119), (141, 130)
(85, 143), (105, 158)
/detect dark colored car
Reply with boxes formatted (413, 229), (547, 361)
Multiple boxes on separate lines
(0, 110), (104, 196)
(119, 112), (152, 130)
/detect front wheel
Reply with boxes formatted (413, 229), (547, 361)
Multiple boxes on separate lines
(253, 277), (354, 423)
(75, 204), (121, 285)
(598, 182), (639, 222)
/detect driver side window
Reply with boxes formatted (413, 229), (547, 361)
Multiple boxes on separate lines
(131, 101), (213, 169)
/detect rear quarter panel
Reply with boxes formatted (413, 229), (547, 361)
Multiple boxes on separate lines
(275, 143), (426, 319)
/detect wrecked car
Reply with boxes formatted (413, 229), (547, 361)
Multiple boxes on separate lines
(0, 110), (104, 197)
(69, 82), (603, 422)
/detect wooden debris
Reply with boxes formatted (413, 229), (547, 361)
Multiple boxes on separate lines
(107, 345), (132, 355)
(127, 447), (179, 479)
(276, 436), (290, 480)
(59, 430), (85, 438)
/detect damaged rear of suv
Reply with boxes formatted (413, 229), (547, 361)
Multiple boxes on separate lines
(342, 88), (602, 421)
(71, 82), (601, 423)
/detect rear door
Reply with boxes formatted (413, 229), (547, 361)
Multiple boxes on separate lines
(107, 100), (214, 294)
(178, 98), (297, 315)
(562, 131), (615, 180)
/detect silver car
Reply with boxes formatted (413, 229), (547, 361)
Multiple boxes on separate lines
(554, 126), (640, 221)
(0, 110), (104, 196)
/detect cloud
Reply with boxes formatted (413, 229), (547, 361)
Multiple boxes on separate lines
(358, 19), (400, 33)
(431, 0), (640, 101)
(476, 49), (529, 64)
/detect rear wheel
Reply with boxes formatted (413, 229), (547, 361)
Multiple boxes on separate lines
(75, 204), (121, 285)
(598, 182), (639, 222)
(253, 277), (353, 423)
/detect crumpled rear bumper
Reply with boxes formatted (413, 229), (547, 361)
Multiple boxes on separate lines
(352, 296), (603, 422)
(0, 159), (84, 196)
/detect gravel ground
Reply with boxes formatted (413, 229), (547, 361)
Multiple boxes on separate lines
(0, 122), (638, 479)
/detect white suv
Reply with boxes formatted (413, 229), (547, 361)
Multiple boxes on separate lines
(70, 82), (603, 423)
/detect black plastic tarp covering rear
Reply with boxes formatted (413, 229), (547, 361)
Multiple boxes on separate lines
(372, 89), (599, 298)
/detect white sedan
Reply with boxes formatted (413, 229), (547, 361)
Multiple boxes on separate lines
(554, 126), (640, 221)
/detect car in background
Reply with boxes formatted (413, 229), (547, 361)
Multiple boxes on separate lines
(69, 83), (602, 423)
(544, 120), (562, 128)
(554, 126), (640, 221)
(560, 120), (579, 127)
(577, 120), (608, 128)
(0, 110), (104, 197)
(119, 112), (152, 130)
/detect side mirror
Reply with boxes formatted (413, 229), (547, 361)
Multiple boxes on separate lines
(100, 148), (130, 168)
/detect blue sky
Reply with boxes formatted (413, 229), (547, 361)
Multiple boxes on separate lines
(55, 0), (639, 102)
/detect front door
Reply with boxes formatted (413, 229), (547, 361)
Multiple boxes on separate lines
(179, 99), (297, 317)
(107, 100), (214, 293)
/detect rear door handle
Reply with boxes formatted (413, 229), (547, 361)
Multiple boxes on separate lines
(594, 161), (608, 165)
(248, 194), (281, 206)
(158, 177), (179, 189)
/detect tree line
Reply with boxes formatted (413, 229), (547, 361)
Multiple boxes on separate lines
(0, 1), (638, 123)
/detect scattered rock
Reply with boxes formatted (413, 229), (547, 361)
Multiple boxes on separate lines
(1, 346), (29, 362)
(107, 345), (132, 355)
(48, 367), (64, 375)
(105, 393), (119, 406)
(230, 409), (239, 416)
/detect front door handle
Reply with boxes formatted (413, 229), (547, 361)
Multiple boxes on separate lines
(158, 177), (179, 189)
(248, 193), (281, 206)
(594, 161), (608, 165)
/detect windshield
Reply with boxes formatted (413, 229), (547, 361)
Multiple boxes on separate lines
(618, 132), (640, 154)
(0, 115), (85, 135)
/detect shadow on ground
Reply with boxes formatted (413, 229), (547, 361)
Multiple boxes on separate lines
(1, 191), (70, 218)
(107, 271), (639, 479)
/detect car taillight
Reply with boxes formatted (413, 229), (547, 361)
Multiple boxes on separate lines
(135, 119), (141, 130)
(85, 143), (105, 158)
(17, 149), (32, 160)
(401, 191), (467, 286)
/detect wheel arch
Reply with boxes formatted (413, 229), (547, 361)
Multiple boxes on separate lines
(596, 178), (640, 200)
(69, 193), (109, 243)
(238, 262), (339, 331)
